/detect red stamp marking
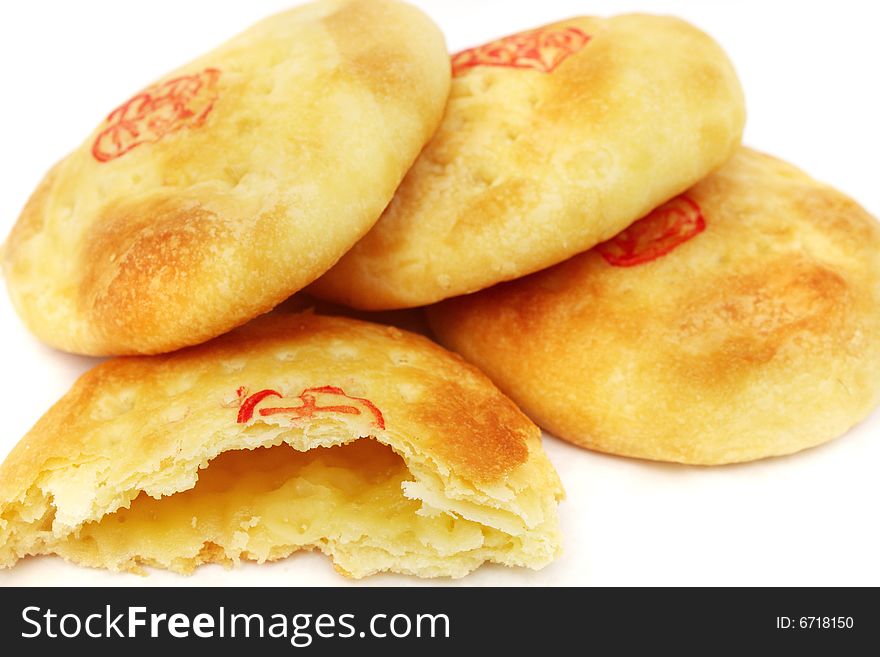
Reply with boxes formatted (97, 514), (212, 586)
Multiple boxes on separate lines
(92, 68), (221, 162)
(451, 27), (590, 76)
(235, 385), (385, 429)
(596, 196), (706, 267)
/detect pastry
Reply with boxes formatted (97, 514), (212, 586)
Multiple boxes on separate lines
(0, 314), (562, 578)
(311, 14), (745, 309)
(428, 148), (880, 464)
(1, 0), (450, 355)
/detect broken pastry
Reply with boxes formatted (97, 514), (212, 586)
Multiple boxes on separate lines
(0, 314), (562, 578)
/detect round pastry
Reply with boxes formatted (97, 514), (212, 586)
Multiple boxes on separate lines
(427, 148), (880, 465)
(311, 13), (746, 309)
(1, 0), (450, 355)
(0, 313), (562, 578)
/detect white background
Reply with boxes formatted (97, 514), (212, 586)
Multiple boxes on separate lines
(1, 0), (878, 586)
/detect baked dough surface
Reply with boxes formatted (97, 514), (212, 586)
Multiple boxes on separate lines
(2, 0), (450, 355)
(312, 14), (745, 309)
(428, 148), (880, 464)
(0, 314), (562, 577)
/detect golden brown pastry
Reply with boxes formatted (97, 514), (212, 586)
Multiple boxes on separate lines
(1, 0), (450, 355)
(311, 14), (746, 309)
(0, 314), (562, 578)
(428, 148), (880, 465)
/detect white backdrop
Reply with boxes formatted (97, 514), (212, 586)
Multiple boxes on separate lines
(0, 0), (878, 586)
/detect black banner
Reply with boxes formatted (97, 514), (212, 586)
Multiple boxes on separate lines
(0, 587), (875, 653)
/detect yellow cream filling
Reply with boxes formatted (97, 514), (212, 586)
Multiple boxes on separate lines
(62, 440), (507, 574)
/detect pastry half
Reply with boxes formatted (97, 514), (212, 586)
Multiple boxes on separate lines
(0, 314), (562, 578)
(428, 148), (880, 464)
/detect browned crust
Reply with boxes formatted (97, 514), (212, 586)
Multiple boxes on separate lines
(0, 313), (535, 511)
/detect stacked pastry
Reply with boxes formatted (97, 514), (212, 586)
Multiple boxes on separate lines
(1, 0), (877, 579)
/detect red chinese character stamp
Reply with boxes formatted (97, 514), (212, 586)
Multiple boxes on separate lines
(451, 27), (590, 76)
(596, 196), (705, 267)
(92, 67), (221, 163)
(235, 385), (385, 429)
